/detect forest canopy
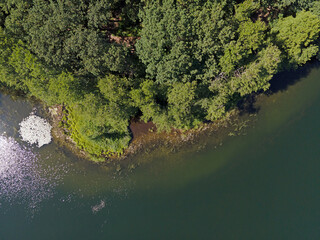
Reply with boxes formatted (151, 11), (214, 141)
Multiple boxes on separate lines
(0, 0), (319, 159)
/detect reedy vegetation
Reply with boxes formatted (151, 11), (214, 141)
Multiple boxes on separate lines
(0, 0), (319, 159)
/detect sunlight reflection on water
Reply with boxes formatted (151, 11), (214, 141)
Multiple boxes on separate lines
(0, 135), (63, 210)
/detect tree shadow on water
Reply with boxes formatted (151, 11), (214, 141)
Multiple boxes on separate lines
(238, 61), (320, 116)
(237, 94), (260, 116)
(267, 61), (320, 94)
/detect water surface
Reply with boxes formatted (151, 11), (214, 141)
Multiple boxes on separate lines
(1, 63), (320, 239)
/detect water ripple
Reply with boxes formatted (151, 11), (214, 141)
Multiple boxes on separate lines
(0, 135), (62, 210)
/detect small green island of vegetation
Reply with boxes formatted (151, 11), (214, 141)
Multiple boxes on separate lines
(0, 0), (320, 161)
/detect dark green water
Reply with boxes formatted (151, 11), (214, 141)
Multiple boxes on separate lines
(1, 63), (320, 239)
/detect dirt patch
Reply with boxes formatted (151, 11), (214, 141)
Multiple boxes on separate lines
(120, 110), (243, 164)
(109, 34), (138, 49)
(129, 119), (156, 140)
(252, 6), (279, 23)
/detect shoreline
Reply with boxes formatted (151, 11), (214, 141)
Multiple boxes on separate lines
(6, 61), (317, 169)
(47, 102), (252, 169)
(0, 86), (253, 168)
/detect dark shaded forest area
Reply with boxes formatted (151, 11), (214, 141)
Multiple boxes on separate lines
(0, 0), (319, 159)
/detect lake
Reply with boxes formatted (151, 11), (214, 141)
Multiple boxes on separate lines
(1, 63), (320, 239)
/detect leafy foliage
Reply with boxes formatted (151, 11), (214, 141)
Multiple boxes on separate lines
(1, 0), (140, 76)
(230, 44), (282, 96)
(136, 0), (235, 84)
(0, 0), (320, 159)
(167, 81), (201, 129)
(272, 10), (320, 67)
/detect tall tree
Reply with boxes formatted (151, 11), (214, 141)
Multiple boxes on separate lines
(136, 0), (234, 84)
(272, 10), (320, 67)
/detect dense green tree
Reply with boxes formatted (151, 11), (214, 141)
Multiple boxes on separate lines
(235, 0), (259, 21)
(203, 92), (229, 121)
(191, 0), (235, 83)
(98, 74), (138, 119)
(272, 10), (320, 67)
(219, 19), (267, 74)
(259, 0), (314, 13)
(0, 0), (320, 159)
(0, 0), (32, 34)
(136, 0), (235, 84)
(167, 81), (201, 129)
(230, 44), (282, 96)
(136, 0), (193, 84)
(310, 1), (320, 18)
(0, 0), (143, 77)
(23, 0), (131, 75)
(130, 79), (171, 131)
